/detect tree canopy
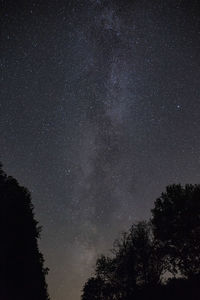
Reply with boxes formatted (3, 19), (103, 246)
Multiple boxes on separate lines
(82, 184), (200, 300)
(152, 184), (200, 278)
(0, 163), (49, 300)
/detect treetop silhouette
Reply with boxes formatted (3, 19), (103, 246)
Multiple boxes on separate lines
(82, 184), (200, 300)
(0, 163), (49, 300)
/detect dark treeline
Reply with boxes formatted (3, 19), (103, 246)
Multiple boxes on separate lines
(82, 184), (200, 300)
(0, 163), (49, 300)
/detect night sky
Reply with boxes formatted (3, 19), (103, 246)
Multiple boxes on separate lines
(1, 0), (200, 299)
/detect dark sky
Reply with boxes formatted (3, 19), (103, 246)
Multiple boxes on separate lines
(1, 0), (200, 299)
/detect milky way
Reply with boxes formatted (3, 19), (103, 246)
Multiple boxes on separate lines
(1, 1), (200, 299)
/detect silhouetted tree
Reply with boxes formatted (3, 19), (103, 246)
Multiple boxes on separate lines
(0, 163), (49, 300)
(82, 183), (200, 300)
(81, 276), (105, 300)
(128, 221), (164, 287)
(82, 222), (163, 300)
(151, 184), (200, 278)
(95, 255), (116, 298)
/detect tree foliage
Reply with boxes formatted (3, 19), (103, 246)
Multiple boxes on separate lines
(152, 184), (200, 278)
(82, 184), (200, 300)
(82, 221), (164, 300)
(0, 163), (49, 300)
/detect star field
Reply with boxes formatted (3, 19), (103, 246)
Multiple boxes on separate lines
(1, 1), (200, 299)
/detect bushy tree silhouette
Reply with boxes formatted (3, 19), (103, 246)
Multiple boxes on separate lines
(82, 222), (163, 300)
(82, 276), (106, 300)
(152, 184), (200, 278)
(82, 184), (200, 300)
(0, 163), (49, 300)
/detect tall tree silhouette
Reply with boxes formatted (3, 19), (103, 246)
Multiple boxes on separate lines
(0, 163), (49, 300)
